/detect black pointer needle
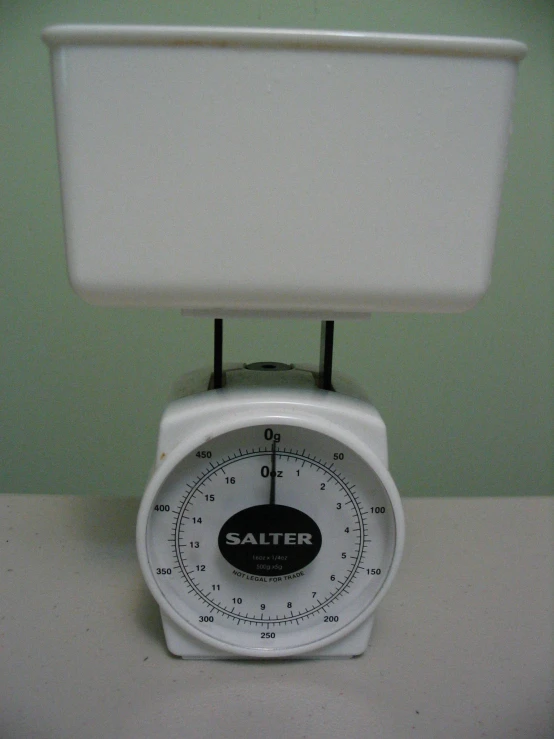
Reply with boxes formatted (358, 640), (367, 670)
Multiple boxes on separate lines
(269, 440), (276, 505)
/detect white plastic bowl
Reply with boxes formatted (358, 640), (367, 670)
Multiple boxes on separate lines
(42, 25), (526, 315)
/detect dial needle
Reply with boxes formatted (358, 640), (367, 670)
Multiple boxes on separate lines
(269, 440), (276, 505)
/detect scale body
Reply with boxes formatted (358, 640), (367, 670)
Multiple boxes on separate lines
(42, 25), (525, 659)
(137, 363), (404, 658)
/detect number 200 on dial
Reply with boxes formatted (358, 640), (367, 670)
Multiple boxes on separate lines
(138, 422), (403, 657)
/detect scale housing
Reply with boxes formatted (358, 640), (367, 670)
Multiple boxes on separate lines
(138, 364), (400, 658)
(42, 25), (526, 316)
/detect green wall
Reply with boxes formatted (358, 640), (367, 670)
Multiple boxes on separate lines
(2, 0), (552, 498)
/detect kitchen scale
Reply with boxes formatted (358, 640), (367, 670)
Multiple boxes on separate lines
(42, 25), (526, 658)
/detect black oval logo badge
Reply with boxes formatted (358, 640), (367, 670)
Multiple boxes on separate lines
(218, 504), (322, 576)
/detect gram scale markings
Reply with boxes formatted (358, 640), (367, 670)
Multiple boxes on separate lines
(179, 446), (356, 495)
(176, 540), (365, 626)
(165, 447), (369, 625)
(173, 447), (362, 519)
(174, 518), (365, 621)
(173, 448), (365, 539)
(175, 556), (359, 627)
(173, 450), (365, 519)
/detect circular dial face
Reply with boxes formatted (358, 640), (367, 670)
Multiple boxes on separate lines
(141, 423), (401, 656)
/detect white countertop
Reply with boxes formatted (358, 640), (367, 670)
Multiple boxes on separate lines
(1, 495), (552, 739)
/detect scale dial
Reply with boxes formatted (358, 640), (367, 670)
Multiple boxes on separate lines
(137, 411), (404, 658)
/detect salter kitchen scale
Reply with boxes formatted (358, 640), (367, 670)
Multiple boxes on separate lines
(42, 25), (525, 658)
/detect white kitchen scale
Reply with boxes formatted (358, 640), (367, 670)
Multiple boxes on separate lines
(43, 25), (525, 658)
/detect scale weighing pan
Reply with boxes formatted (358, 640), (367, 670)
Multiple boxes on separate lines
(42, 25), (526, 316)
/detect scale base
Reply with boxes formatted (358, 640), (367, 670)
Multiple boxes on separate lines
(160, 611), (375, 660)
(141, 352), (397, 660)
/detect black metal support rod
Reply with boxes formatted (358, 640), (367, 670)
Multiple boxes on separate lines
(319, 320), (334, 391)
(213, 318), (224, 389)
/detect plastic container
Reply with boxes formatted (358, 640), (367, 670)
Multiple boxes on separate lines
(42, 25), (526, 315)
